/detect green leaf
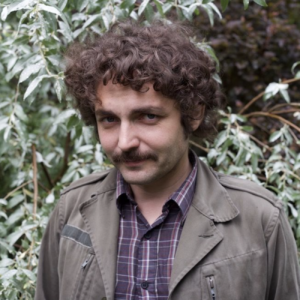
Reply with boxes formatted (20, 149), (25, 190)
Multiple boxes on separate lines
(215, 130), (228, 148)
(162, 2), (173, 13)
(79, 0), (89, 11)
(4, 126), (11, 141)
(19, 63), (43, 83)
(54, 79), (64, 102)
(291, 61), (300, 75)
(1, 269), (17, 280)
(7, 230), (24, 246)
(0, 258), (14, 268)
(1, 0), (32, 21)
(54, 109), (77, 125)
(58, 0), (68, 11)
(154, 0), (164, 17)
(221, 0), (229, 11)
(243, 0), (250, 9)
(178, 5), (193, 21)
(7, 194), (24, 209)
(253, 0), (268, 7)
(202, 5), (214, 26)
(24, 75), (51, 99)
(0, 211), (8, 219)
(121, 0), (136, 9)
(208, 3), (222, 19)
(22, 269), (37, 281)
(138, 0), (150, 16)
(38, 4), (72, 40)
(279, 89), (290, 103)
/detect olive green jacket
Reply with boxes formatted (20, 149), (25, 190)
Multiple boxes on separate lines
(35, 159), (300, 300)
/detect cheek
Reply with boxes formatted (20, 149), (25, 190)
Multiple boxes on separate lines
(97, 128), (117, 153)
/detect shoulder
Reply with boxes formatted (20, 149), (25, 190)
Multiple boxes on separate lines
(215, 171), (282, 210)
(212, 171), (284, 239)
(61, 168), (114, 196)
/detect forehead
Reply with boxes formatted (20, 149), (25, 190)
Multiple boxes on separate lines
(95, 81), (176, 112)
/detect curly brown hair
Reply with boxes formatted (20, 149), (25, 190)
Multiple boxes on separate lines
(64, 21), (226, 139)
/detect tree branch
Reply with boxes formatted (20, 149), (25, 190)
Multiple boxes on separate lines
(53, 132), (71, 185)
(4, 180), (32, 200)
(32, 144), (38, 220)
(239, 77), (300, 114)
(41, 162), (54, 189)
(244, 112), (300, 134)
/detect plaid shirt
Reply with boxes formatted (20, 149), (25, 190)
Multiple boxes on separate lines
(114, 153), (197, 300)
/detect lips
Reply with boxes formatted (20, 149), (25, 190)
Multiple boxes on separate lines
(123, 159), (147, 166)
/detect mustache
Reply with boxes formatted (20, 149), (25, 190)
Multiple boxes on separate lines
(111, 151), (158, 163)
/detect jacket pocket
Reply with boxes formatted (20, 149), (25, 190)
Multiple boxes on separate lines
(206, 276), (216, 300)
(72, 250), (95, 300)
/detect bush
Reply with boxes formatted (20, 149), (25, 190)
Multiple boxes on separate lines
(0, 0), (299, 298)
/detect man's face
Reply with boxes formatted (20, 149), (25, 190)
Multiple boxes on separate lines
(95, 81), (191, 187)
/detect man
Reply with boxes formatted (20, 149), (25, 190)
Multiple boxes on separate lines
(35, 22), (300, 300)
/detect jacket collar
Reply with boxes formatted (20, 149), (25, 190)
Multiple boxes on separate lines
(191, 157), (239, 223)
(79, 156), (239, 299)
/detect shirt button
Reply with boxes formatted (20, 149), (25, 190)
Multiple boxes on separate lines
(144, 232), (152, 240)
(141, 281), (149, 289)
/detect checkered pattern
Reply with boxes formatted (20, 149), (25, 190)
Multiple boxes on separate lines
(114, 153), (197, 300)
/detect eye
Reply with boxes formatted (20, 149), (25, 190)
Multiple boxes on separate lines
(145, 114), (157, 120)
(102, 116), (116, 123)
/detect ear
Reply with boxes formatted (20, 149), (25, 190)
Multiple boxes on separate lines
(190, 105), (205, 132)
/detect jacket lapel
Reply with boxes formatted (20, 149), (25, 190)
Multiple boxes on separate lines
(79, 169), (119, 300)
(169, 158), (239, 295)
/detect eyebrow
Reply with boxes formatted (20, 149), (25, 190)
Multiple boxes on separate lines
(95, 106), (166, 117)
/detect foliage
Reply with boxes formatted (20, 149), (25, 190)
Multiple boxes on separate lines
(0, 0), (299, 298)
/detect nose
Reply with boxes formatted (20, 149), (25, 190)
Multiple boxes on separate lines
(117, 122), (140, 152)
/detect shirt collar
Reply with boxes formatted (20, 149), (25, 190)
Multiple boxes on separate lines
(116, 151), (198, 220)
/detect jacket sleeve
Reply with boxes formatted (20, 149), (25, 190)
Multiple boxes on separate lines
(35, 198), (64, 300)
(266, 208), (300, 300)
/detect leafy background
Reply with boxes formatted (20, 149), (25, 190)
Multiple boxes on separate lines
(0, 0), (299, 298)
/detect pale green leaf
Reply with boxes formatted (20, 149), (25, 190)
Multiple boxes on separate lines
(291, 61), (300, 75)
(243, 0), (250, 9)
(22, 269), (37, 281)
(138, 0), (150, 16)
(7, 230), (24, 246)
(24, 75), (51, 99)
(1, 269), (17, 280)
(221, 0), (229, 11)
(279, 89), (290, 103)
(45, 193), (55, 204)
(19, 63), (43, 83)
(253, 0), (268, 7)
(54, 109), (77, 125)
(0, 211), (7, 219)
(1, 0), (32, 21)
(162, 2), (173, 13)
(154, 0), (164, 16)
(208, 3), (222, 19)
(4, 126), (11, 141)
(121, 0), (136, 9)
(0, 258), (14, 268)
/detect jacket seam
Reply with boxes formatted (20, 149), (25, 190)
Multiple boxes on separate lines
(61, 235), (93, 249)
(58, 194), (66, 233)
(264, 207), (280, 242)
(79, 187), (117, 210)
(200, 248), (265, 267)
(218, 179), (282, 209)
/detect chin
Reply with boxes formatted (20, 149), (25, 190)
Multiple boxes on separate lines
(120, 169), (159, 185)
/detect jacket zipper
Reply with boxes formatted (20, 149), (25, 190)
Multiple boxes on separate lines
(81, 253), (93, 270)
(207, 276), (216, 300)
